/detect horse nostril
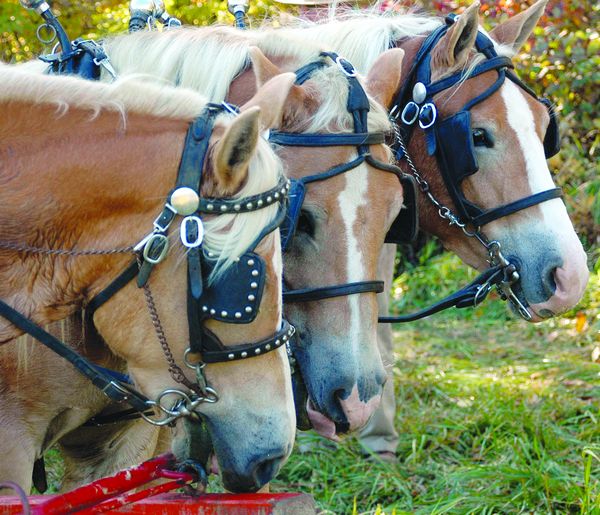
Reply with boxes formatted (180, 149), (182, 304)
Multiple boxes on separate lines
(541, 265), (558, 296)
(252, 455), (284, 487)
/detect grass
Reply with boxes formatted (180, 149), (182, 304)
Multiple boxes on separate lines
(270, 250), (600, 514)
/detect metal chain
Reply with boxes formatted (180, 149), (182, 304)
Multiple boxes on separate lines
(140, 279), (203, 396)
(0, 240), (134, 256)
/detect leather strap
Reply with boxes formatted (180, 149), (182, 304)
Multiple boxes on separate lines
(283, 281), (384, 303)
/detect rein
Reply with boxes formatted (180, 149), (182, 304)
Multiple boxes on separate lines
(0, 103), (292, 427)
(380, 14), (563, 323)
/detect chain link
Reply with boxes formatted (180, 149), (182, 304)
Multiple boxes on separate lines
(0, 240), (135, 256)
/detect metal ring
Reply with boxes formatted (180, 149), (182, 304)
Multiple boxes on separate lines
(36, 23), (57, 45)
(155, 389), (193, 416)
(401, 101), (420, 125)
(180, 216), (204, 249)
(418, 103), (437, 129)
(142, 233), (169, 264)
(335, 56), (357, 77)
(183, 348), (206, 370)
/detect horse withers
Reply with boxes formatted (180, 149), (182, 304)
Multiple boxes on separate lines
(0, 64), (297, 493)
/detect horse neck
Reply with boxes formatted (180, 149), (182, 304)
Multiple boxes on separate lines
(0, 100), (188, 341)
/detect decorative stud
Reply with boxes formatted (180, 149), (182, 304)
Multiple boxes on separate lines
(267, 196), (272, 203)
(170, 187), (200, 216)
(220, 205), (228, 212)
(210, 308), (216, 315)
(247, 259), (255, 266)
(208, 251), (215, 257)
(275, 339), (281, 346)
(265, 344), (271, 350)
(257, 200), (264, 207)
(241, 352), (248, 358)
(228, 353), (235, 360)
(221, 310), (228, 317)
(234, 204), (241, 211)
(235, 312), (242, 319)
(251, 270), (259, 277)
(255, 348), (261, 355)
(206, 204), (214, 211)
(245, 306), (252, 313)
(202, 306), (208, 312)
(281, 188), (286, 195)
(413, 82), (427, 104)
(274, 192), (280, 199)
(283, 335), (288, 342)
(251, 282), (258, 289)
(246, 202), (253, 210)
(248, 294), (255, 301)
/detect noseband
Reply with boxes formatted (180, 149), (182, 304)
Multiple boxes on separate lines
(381, 14), (562, 322)
(0, 103), (293, 426)
(269, 52), (414, 304)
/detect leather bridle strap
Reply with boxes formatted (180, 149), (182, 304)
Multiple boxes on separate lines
(283, 281), (384, 303)
(0, 298), (151, 411)
(378, 266), (503, 323)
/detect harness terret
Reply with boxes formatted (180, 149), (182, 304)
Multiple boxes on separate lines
(269, 52), (418, 304)
(0, 103), (293, 427)
(380, 14), (562, 322)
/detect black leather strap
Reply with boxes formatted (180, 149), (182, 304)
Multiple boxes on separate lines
(283, 281), (384, 303)
(268, 132), (385, 147)
(0, 298), (150, 411)
(87, 261), (139, 314)
(379, 266), (503, 323)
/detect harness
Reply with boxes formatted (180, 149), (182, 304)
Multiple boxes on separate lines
(380, 14), (562, 323)
(0, 103), (293, 426)
(270, 52), (418, 304)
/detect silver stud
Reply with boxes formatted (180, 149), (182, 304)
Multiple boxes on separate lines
(257, 199), (264, 207)
(251, 270), (259, 277)
(235, 257), (240, 262)
(208, 251), (215, 257)
(274, 192), (280, 199)
(248, 294), (255, 301)
(247, 259), (255, 266)
(413, 81), (427, 104)
(281, 188), (286, 195)
(206, 204), (214, 211)
(221, 310), (228, 317)
(283, 335), (288, 342)
(251, 282), (258, 289)
(255, 348), (261, 355)
(210, 308), (216, 315)
(228, 353), (235, 360)
(245, 306), (252, 313)
(234, 204), (241, 211)
(235, 312), (242, 319)
(275, 339), (281, 346)
(246, 202), (253, 210)
(241, 352), (248, 358)
(170, 187), (200, 215)
(202, 306), (208, 312)
(267, 196), (272, 203)
(265, 344), (271, 350)
(220, 205), (228, 212)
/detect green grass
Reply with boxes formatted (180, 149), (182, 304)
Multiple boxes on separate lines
(270, 251), (600, 514)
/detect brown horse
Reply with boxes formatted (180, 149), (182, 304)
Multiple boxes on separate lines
(282, 0), (589, 318)
(0, 63), (298, 492)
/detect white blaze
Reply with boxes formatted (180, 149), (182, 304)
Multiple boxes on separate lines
(337, 161), (369, 353)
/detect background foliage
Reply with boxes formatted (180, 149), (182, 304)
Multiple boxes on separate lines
(2, 0), (599, 512)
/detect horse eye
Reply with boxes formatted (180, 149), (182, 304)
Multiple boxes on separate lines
(296, 209), (316, 237)
(473, 128), (494, 148)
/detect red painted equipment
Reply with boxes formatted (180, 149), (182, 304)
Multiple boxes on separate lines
(0, 454), (315, 514)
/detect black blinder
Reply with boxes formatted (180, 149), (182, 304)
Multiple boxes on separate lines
(540, 98), (560, 159)
(435, 111), (479, 184)
(196, 251), (266, 323)
(280, 179), (306, 251)
(385, 174), (419, 244)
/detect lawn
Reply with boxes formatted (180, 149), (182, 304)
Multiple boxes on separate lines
(272, 253), (600, 514)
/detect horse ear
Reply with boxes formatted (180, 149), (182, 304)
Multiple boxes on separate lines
(365, 48), (405, 108)
(213, 107), (261, 194)
(490, 0), (547, 53)
(249, 46), (283, 87)
(240, 72), (296, 130)
(431, 2), (480, 74)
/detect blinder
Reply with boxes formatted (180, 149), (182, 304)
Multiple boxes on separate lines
(541, 97), (560, 159)
(385, 174), (419, 244)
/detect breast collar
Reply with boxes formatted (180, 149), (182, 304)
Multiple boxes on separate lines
(269, 52), (414, 304)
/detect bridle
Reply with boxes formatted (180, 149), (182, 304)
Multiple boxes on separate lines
(0, 103), (293, 426)
(380, 14), (562, 323)
(269, 51), (415, 304)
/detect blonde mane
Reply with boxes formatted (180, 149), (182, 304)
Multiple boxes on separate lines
(0, 63), (282, 281)
(103, 25), (391, 136)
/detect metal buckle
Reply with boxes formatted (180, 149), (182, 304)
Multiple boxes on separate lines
(335, 56), (357, 77)
(401, 101), (420, 125)
(143, 233), (169, 264)
(418, 103), (437, 129)
(180, 216), (204, 248)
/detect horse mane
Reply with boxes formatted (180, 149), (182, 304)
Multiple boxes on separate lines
(103, 25), (391, 136)
(274, 8), (515, 78)
(0, 63), (282, 282)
